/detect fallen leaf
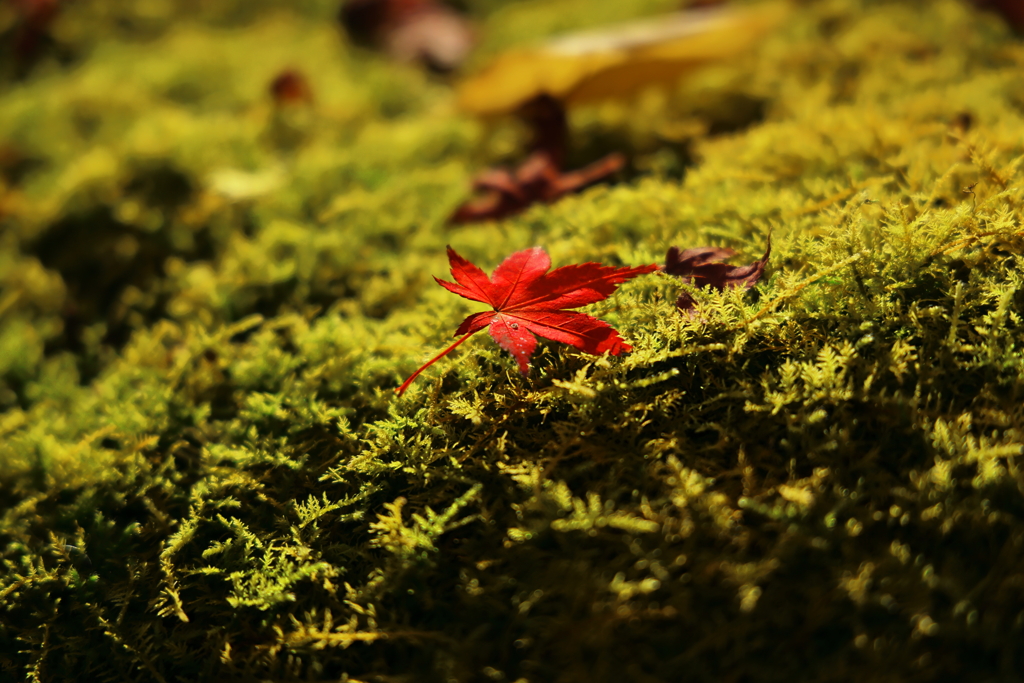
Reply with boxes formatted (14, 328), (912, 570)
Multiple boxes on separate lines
(663, 236), (770, 315)
(269, 69), (314, 106)
(340, 0), (475, 72)
(972, 0), (1024, 32)
(449, 149), (625, 224)
(449, 95), (624, 224)
(456, 2), (789, 116)
(9, 0), (61, 64)
(397, 246), (657, 394)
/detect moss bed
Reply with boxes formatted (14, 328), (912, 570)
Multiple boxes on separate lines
(2, 0), (1024, 681)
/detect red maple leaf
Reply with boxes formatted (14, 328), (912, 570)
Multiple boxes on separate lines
(397, 246), (658, 394)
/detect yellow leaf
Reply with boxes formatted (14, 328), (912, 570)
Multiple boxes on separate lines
(457, 2), (790, 116)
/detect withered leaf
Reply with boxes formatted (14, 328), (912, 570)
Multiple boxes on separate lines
(450, 95), (625, 224)
(663, 236), (771, 315)
(269, 69), (314, 106)
(339, 0), (474, 73)
(449, 150), (625, 224)
(972, 0), (1024, 32)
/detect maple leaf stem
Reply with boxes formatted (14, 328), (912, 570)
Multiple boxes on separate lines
(396, 331), (477, 395)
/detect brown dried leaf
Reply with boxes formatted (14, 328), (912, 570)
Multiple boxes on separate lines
(663, 236), (771, 315)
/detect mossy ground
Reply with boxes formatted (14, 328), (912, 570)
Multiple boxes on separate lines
(2, 0), (1023, 681)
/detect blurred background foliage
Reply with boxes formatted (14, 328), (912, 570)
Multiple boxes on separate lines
(1, 0), (1023, 681)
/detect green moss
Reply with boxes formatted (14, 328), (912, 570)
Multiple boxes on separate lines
(2, 0), (1024, 681)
